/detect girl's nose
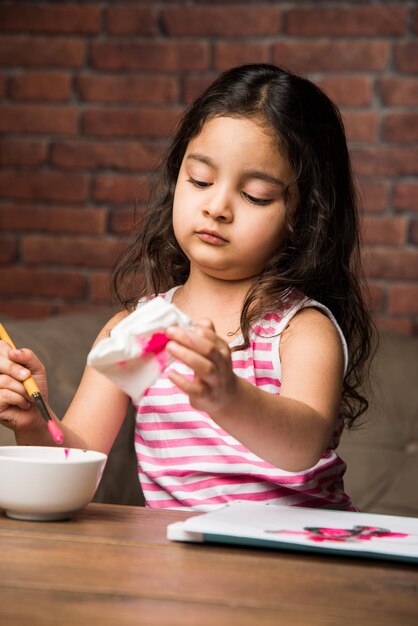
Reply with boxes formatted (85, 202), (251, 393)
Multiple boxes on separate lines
(203, 190), (233, 222)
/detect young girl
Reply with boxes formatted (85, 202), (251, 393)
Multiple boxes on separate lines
(0, 64), (374, 511)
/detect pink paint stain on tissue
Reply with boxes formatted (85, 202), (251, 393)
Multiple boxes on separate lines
(138, 332), (170, 370)
(117, 332), (170, 371)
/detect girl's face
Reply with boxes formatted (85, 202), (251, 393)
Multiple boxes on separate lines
(172, 115), (294, 283)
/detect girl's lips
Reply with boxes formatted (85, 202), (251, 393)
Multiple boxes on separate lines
(196, 230), (228, 245)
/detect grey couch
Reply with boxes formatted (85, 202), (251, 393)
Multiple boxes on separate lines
(1, 311), (417, 516)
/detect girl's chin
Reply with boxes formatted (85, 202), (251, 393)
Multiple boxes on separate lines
(190, 264), (256, 283)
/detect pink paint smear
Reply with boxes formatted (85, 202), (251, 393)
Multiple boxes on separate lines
(47, 420), (64, 445)
(266, 525), (408, 543)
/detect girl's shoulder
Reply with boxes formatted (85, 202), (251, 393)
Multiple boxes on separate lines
(255, 290), (348, 373)
(254, 289), (308, 335)
(94, 310), (130, 344)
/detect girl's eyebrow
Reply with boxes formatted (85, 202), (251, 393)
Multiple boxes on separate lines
(242, 168), (286, 188)
(186, 153), (214, 168)
(186, 153), (286, 188)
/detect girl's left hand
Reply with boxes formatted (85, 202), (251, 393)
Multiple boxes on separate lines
(165, 320), (238, 416)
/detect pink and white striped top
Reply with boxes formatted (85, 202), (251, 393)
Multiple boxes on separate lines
(134, 287), (354, 512)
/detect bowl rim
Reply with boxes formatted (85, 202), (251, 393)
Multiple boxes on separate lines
(0, 445), (108, 464)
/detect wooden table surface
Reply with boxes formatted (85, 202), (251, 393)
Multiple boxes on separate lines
(0, 503), (417, 626)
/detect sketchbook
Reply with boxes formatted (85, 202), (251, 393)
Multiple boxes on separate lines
(167, 501), (418, 563)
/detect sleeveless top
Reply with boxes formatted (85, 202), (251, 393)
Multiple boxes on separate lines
(133, 287), (355, 512)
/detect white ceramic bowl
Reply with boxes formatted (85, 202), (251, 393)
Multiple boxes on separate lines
(0, 446), (107, 521)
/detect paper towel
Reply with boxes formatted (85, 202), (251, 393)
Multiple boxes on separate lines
(87, 297), (192, 402)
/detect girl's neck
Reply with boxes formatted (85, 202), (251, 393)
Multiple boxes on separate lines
(171, 274), (254, 342)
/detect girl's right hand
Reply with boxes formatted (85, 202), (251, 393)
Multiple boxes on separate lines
(0, 341), (48, 434)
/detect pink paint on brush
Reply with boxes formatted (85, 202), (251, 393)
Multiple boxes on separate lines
(47, 420), (64, 445)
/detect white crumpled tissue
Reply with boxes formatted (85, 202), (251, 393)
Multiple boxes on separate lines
(87, 297), (192, 403)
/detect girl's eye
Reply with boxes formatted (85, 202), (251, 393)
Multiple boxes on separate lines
(187, 177), (212, 189)
(243, 192), (272, 206)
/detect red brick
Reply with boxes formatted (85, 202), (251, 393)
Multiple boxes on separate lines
(0, 204), (106, 234)
(363, 247), (418, 280)
(378, 77), (418, 105)
(183, 75), (218, 105)
(286, 7), (407, 36)
(351, 147), (418, 176)
(10, 71), (72, 101)
(388, 284), (418, 315)
(395, 43), (418, 73)
(0, 300), (54, 319)
(0, 236), (18, 263)
(0, 74), (5, 97)
(93, 174), (150, 205)
(0, 104), (78, 135)
(109, 207), (143, 235)
(163, 5), (282, 36)
(343, 111), (379, 143)
(82, 107), (182, 138)
(22, 235), (126, 269)
(214, 42), (270, 72)
(414, 7), (418, 34)
(107, 6), (158, 35)
(77, 74), (178, 104)
(365, 282), (385, 314)
(0, 267), (86, 298)
(0, 171), (88, 203)
(90, 271), (112, 304)
(383, 113), (418, 143)
(91, 41), (209, 71)
(393, 182), (418, 212)
(356, 179), (389, 213)
(376, 318), (413, 335)
(273, 41), (389, 72)
(0, 36), (85, 68)
(0, 5), (101, 34)
(361, 216), (407, 245)
(411, 219), (418, 244)
(0, 140), (47, 166)
(51, 140), (162, 172)
(316, 76), (373, 107)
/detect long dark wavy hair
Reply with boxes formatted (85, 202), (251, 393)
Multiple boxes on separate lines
(112, 63), (376, 427)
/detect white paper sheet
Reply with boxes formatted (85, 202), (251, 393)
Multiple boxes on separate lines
(167, 501), (418, 563)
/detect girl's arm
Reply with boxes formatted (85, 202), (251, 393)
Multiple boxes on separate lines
(1, 312), (131, 454)
(165, 308), (345, 472)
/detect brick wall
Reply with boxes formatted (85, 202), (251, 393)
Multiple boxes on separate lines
(0, 1), (417, 334)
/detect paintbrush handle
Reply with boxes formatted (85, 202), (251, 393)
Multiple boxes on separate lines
(0, 323), (41, 396)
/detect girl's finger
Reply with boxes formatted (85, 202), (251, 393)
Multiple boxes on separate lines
(0, 355), (31, 382)
(0, 387), (32, 410)
(166, 326), (216, 358)
(195, 318), (216, 332)
(167, 368), (192, 392)
(167, 369), (206, 397)
(166, 341), (216, 378)
(0, 373), (29, 395)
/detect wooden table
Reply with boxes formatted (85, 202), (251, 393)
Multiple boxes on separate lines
(0, 503), (417, 626)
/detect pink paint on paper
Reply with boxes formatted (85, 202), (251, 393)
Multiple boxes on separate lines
(266, 525), (408, 543)
(64, 448), (70, 459)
